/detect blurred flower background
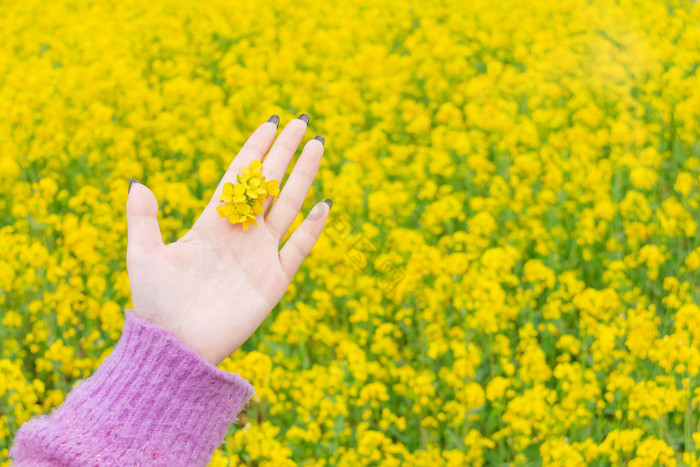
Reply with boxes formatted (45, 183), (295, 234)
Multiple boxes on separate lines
(1, 0), (700, 465)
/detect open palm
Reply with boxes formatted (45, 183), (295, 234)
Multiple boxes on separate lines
(125, 115), (329, 365)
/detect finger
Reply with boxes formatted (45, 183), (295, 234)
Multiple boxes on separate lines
(216, 115), (278, 195)
(196, 116), (279, 227)
(126, 179), (164, 259)
(261, 113), (310, 212)
(279, 200), (331, 281)
(265, 136), (325, 240)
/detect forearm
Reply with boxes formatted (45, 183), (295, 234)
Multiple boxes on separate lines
(9, 311), (256, 466)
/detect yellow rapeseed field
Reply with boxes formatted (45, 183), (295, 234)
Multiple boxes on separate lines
(1, 0), (700, 464)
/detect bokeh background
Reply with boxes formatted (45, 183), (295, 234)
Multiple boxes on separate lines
(2, 0), (700, 464)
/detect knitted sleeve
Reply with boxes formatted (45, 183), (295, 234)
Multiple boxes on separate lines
(9, 310), (256, 466)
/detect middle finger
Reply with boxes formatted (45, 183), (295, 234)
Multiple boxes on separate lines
(262, 113), (310, 187)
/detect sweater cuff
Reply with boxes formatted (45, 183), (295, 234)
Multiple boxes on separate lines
(10, 310), (256, 466)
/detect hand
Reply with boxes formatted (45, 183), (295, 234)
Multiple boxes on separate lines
(124, 115), (330, 366)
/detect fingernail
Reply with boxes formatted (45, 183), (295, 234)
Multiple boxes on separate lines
(129, 178), (141, 194)
(324, 199), (333, 210)
(297, 113), (310, 125)
(267, 115), (280, 128)
(313, 135), (325, 145)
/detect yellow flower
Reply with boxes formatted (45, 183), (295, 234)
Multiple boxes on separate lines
(220, 183), (247, 204)
(217, 159), (280, 230)
(630, 166), (658, 190)
(266, 180), (280, 197)
(674, 172), (694, 196)
(685, 248), (700, 270)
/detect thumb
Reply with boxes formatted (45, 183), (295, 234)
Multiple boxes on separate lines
(126, 178), (164, 257)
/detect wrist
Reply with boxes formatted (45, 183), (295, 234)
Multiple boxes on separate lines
(130, 307), (234, 366)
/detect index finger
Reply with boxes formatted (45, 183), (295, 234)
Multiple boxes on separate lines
(195, 116), (280, 229)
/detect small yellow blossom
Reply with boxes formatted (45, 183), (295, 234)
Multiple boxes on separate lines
(674, 172), (694, 196)
(216, 160), (280, 230)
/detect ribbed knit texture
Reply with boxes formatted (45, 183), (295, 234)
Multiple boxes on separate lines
(9, 311), (256, 466)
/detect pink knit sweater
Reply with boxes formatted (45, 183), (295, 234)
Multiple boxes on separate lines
(9, 311), (257, 466)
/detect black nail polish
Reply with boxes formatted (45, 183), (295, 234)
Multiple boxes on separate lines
(313, 135), (325, 145)
(324, 199), (333, 210)
(129, 178), (141, 193)
(267, 115), (280, 128)
(297, 113), (310, 125)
